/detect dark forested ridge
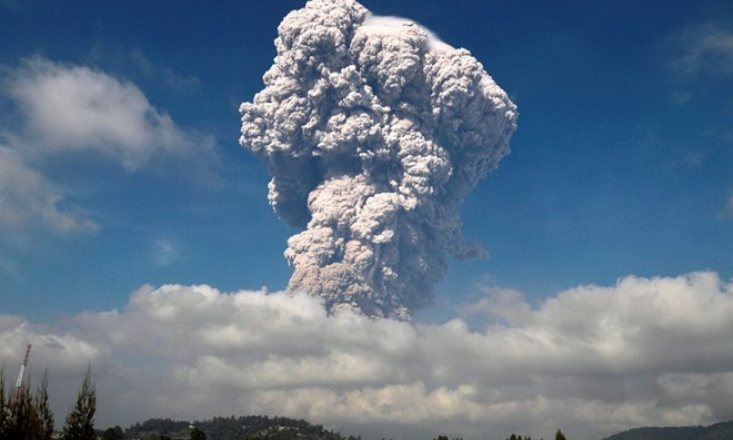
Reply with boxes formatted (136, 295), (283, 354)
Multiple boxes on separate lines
(123, 415), (357, 440)
(600, 421), (733, 440)
(118, 415), (733, 440)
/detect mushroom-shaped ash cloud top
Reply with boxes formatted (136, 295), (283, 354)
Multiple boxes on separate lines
(240, 0), (517, 320)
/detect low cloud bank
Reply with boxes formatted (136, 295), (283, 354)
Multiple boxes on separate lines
(2, 272), (732, 439)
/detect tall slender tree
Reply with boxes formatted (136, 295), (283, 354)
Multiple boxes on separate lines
(62, 368), (96, 440)
(0, 368), (6, 440)
(35, 371), (54, 440)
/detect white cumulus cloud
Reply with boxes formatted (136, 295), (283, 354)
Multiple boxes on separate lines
(0, 57), (218, 237)
(1, 272), (732, 440)
(4, 58), (213, 170)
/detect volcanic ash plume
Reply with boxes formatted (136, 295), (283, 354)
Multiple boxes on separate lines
(240, 0), (517, 320)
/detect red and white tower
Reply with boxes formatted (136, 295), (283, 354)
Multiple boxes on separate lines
(9, 343), (32, 405)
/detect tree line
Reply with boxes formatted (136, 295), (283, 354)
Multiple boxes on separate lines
(0, 367), (95, 440)
(2, 367), (574, 440)
(432, 431), (568, 440)
(123, 416), (573, 440)
(503, 430), (568, 440)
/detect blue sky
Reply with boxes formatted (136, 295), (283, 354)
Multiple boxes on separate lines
(1, 1), (732, 439)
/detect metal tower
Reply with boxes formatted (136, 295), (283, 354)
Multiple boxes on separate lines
(9, 343), (32, 405)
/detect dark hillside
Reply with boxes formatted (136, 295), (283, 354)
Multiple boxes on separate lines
(124, 415), (356, 440)
(601, 421), (733, 440)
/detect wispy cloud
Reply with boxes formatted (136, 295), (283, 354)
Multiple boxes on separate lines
(3, 272), (732, 440)
(720, 191), (733, 219)
(152, 239), (180, 267)
(671, 22), (733, 77)
(0, 255), (22, 281)
(681, 151), (707, 169)
(126, 50), (202, 94)
(86, 47), (203, 95)
(0, 145), (98, 235)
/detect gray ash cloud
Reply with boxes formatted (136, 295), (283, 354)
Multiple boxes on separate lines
(240, 0), (517, 319)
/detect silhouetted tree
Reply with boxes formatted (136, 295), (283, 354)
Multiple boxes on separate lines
(4, 379), (44, 440)
(190, 426), (206, 440)
(62, 368), (96, 440)
(0, 368), (6, 440)
(35, 371), (54, 440)
(555, 430), (566, 440)
(101, 425), (125, 440)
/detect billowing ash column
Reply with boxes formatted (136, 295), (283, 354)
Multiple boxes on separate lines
(240, 0), (517, 320)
